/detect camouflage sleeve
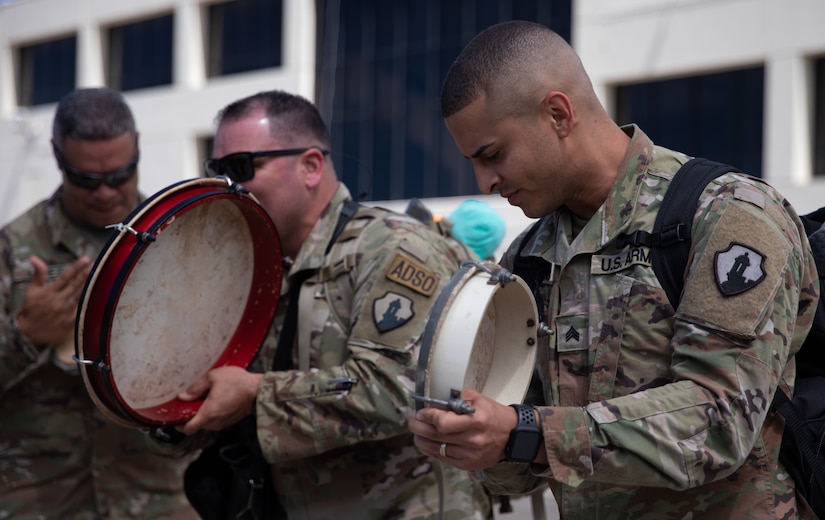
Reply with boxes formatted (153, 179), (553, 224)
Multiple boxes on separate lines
(0, 230), (45, 391)
(255, 217), (470, 464)
(524, 177), (818, 490)
(474, 462), (552, 496)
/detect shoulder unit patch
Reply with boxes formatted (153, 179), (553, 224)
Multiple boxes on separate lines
(373, 291), (414, 332)
(714, 242), (766, 296)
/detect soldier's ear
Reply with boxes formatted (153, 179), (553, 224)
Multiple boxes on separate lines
(301, 148), (326, 188)
(543, 91), (572, 137)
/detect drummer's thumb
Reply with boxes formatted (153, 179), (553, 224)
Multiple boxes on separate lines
(414, 407), (439, 424)
(178, 377), (209, 401)
(29, 256), (48, 287)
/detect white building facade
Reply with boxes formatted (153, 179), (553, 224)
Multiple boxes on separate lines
(1, 0), (824, 257)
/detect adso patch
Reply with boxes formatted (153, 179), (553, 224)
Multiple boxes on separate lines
(385, 253), (439, 297)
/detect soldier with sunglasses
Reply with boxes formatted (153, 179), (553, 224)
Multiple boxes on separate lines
(0, 87), (196, 519)
(175, 90), (492, 519)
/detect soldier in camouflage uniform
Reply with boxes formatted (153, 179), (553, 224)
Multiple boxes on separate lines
(408, 21), (821, 519)
(177, 90), (492, 519)
(0, 88), (196, 519)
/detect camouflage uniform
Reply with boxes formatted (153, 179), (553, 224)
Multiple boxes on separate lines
(0, 189), (197, 519)
(249, 184), (491, 519)
(481, 125), (820, 519)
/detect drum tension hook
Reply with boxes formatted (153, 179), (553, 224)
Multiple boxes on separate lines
(461, 260), (518, 287)
(106, 223), (156, 243)
(411, 388), (476, 415)
(72, 354), (109, 372)
(216, 175), (251, 196)
(228, 182), (250, 196)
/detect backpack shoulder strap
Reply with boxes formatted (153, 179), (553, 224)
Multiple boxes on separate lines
(511, 218), (553, 320)
(273, 199), (361, 371)
(325, 199), (361, 254)
(649, 158), (740, 307)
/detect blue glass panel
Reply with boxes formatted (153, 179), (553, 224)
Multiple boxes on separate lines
(27, 36), (76, 106)
(615, 67), (764, 177)
(214, 0), (283, 76)
(115, 15), (173, 91)
(323, 0), (573, 200)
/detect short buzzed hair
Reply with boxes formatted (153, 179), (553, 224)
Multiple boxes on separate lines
(440, 21), (576, 119)
(52, 87), (136, 147)
(216, 90), (331, 149)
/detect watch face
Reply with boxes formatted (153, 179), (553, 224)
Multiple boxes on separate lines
(508, 430), (542, 463)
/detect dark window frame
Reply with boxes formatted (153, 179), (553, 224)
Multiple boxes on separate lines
(614, 66), (766, 178)
(813, 56), (825, 178)
(15, 34), (77, 107)
(205, 0), (284, 78)
(105, 13), (175, 92)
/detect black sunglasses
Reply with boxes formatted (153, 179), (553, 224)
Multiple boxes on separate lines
(204, 147), (330, 182)
(54, 145), (139, 190)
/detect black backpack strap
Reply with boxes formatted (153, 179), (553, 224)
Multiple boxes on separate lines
(273, 199), (360, 371)
(654, 158), (740, 307)
(511, 219), (552, 319)
(618, 158), (740, 308)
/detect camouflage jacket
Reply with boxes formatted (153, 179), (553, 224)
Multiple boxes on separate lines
(0, 188), (197, 519)
(481, 126), (820, 519)
(248, 184), (491, 519)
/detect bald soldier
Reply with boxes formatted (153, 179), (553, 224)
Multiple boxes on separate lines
(408, 21), (820, 519)
(177, 90), (491, 519)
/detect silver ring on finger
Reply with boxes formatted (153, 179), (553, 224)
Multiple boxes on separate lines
(439, 442), (447, 458)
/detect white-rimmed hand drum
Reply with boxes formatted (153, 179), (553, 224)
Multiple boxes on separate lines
(75, 177), (282, 429)
(415, 261), (539, 410)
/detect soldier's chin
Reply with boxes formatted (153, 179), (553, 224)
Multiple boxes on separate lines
(89, 207), (131, 228)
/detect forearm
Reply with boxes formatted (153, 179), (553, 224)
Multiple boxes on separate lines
(0, 309), (48, 391)
(256, 341), (413, 464)
(542, 369), (772, 490)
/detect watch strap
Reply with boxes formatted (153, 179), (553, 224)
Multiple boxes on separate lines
(511, 403), (536, 428)
(504, 404), (541, 463)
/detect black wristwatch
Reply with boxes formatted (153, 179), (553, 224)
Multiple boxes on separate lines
(504, 404), (542, 463)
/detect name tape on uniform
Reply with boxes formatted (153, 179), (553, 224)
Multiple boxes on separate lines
(385, 253), (439, 297)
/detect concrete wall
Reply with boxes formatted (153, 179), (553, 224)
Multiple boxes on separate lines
(575, 0), (825, 213)
(1, 0), (823, 235)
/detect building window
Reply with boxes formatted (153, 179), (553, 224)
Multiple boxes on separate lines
(198, 136), (215, 177)
(107, 14), (174, 92)
(206, 0), (284, 78)
(814, 56), (825, 178)
(317, 0), (572, 202)
(16, 35), (77, 106)
(615, 67), (765, 177)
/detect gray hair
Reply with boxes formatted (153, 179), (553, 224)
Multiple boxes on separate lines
(52, 87), (136, 148)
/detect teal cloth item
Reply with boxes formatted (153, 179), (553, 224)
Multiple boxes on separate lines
(449, 200), (506, 260)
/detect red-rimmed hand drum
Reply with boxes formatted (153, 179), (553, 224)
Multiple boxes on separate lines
(75, 177), (281, 429)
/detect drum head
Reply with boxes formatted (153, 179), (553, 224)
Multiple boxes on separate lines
(76, 177), (282, 428)
(416, 261), (539, 408)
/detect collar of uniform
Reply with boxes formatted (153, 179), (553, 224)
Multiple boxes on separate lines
(576, 124), (656, 252)
(285, 182), (352, 280)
